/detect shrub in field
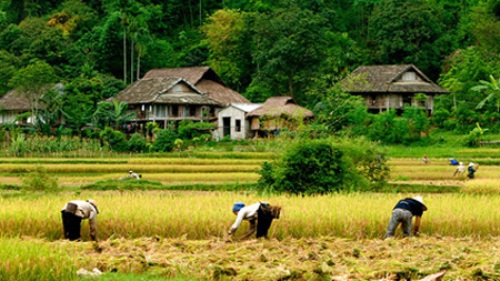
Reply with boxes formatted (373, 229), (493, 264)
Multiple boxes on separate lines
(151, 129), (178, 152)
(258, 138), (390, 194)
(259, 139), (345, 195)
(335, 137), (390, 190)
(100, 127), (129, 152)
(82, 178), (163, 191)
(128, 133), (150, 152)
(177, 120), (216, 140)
(20, 165), (59, 192)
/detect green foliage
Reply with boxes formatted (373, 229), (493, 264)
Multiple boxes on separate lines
(335, 137), (390, 189)
(8, 59), (58, 120)
(258, 138), (390, 195)
(312, 88), (369, 133)
(177, 120), (216, 140)
(367, 110), (409, 144)
(20, 165), (59, 192)
(368, 0), (450, 78)
(99, 127), (129, 152)
(258, 140), (338, 195)
(82, 178), (163, 191)
(150, 128), (178, 152)
(466, 123), (489, 147)
(472, 75), (500, 112)
(401, 105), (430, 139)
(127, 132), (149, 152)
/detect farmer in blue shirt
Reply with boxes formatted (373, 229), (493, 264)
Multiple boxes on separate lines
(384, 196), (427, 239)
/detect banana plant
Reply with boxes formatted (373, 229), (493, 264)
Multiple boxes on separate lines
(471, 75), (500, 112)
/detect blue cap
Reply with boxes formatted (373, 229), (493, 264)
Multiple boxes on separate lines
(232, 202), (245, 212)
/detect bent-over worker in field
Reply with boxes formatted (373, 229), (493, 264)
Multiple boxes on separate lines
(384, 196), (427, 239)
(228, 202), (281, 240)
(453, 162), (465, 176)
(129, 170), (141, 179)
(61, 199), (99, 241)
(467, 162), (478, 179)
(422, 154), (429, 164)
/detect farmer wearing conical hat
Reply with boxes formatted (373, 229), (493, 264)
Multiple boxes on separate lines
(61, 199), (99, 241)
(467, 162), (478, 179)
(384, 196), (427, 239)
(228, 202), (281, 240)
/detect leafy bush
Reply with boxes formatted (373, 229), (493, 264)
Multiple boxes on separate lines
(100, 127), (129, 152)
(20, 165), (59, 192)
(150, 129), (178, 152)
(177, 120), (216, 140)
(128, 133), (149, 152)
(259, 139), (345, 195)
(258, 138), (390, 195)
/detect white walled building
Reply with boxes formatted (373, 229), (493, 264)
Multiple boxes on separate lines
(217, 103), (262, 140)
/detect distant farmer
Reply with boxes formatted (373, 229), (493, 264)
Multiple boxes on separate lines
(422, 155), (429, 164)
(61, 199), (99, 241)
(129, 170), (141, 179)
(467, 163), (479, 179)
(384, 196), (427, 239)
(228, 202), (281, 240)
(449, 158), (459, 166)
(453, 162), (465, 176)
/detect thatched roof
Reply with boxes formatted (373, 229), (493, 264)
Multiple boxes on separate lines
(142, 67), (249, 106)
(246, 96), (314, 118)
(113, 78), (219, 105)
(339, 64), (450, 94)
(0, 90), (32, 111)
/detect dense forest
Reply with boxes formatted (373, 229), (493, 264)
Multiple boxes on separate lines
(0, 0), (500, 146)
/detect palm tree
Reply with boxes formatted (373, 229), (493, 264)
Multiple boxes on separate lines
(92, 100), (135, 131)
(472, 75), (500, 112)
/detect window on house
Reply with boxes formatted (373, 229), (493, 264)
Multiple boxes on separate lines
(183, 105), (190, 117)
(190, 106), (197, 117)
(402, 72), (416, 81)
(171, 105), (179, 117)
(235, 119), (241, 132)
(155, 105), (166, 117)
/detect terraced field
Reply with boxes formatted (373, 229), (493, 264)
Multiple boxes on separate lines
(1, 152), (500, 280)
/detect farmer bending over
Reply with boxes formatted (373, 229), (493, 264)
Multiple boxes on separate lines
(384, 196), (427, 239)
(467, 162), (478, 179)
(228, 202), (281, 240)
(61, 199), (99, 241)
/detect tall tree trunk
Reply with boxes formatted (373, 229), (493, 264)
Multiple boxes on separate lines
(130, 41), (134, 83)
(137, 54), (141, 80)
(123, 25), (127, 84)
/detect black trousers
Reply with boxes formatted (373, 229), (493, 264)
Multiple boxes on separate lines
(61, 211), (82, 241)
(256, 205), (274, 238)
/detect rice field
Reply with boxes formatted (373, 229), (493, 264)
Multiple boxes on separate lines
(1, 152), (500, 280)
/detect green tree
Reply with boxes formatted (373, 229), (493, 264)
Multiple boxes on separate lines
(202, 9), (252, 91)
(367, 0), (448, 78)
(248, 6), (330, 103)
(93, 99), (135, 131)
(472, 75), (500, 112)
(7, 59), (58, 125)
(0, 50), (20, 95)
(312, 88), (368, 133)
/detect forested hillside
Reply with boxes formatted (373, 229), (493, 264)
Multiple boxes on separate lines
(1, 0), (499, 140)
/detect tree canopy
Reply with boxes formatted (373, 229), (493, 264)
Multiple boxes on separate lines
(0, 0), (499, 137)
